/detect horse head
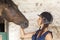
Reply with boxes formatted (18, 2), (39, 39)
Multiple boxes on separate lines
(1, 0), (29, 28)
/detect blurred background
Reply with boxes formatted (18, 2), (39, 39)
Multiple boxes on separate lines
(9, 0), (60, 40)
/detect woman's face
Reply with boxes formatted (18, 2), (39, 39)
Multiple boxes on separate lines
(37, 16), (43, 27)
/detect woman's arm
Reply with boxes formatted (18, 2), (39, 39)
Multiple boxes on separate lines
(45, 33), (53, 40)
(20, 27), (36, 38)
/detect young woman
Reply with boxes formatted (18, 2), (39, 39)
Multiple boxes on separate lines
(20, 11), (53, 40)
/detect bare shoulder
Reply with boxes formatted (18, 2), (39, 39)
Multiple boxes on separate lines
(46, 33), (52, 37)
(45, 33), (53, 40)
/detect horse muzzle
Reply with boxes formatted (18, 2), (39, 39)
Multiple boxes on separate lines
(20, 21), (29, 28)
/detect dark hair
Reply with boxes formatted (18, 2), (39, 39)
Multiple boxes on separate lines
(38, 11), (53, 38)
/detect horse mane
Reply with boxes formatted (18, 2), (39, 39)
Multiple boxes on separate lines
(0, 0), (13, 4)
(0, 0), (17, 7)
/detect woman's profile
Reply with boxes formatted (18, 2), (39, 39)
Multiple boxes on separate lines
(20, 11), (53, 40)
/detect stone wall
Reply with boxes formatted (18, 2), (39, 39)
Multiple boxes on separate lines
(9, 0), (60, 40)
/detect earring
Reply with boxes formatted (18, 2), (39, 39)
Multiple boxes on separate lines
(40, 26), (41, 28)
(39, 26), (42, 30)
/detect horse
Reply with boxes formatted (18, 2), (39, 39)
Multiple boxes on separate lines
(0, 0), (29, 29)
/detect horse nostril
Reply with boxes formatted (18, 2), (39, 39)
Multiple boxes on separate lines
(24, 22), (28, 26)
(24, 22), (29, 28)
(25, 22), (27, 25)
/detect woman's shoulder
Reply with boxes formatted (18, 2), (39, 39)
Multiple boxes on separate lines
(45, 31), (53, 38)
(45, 31), (53, 40)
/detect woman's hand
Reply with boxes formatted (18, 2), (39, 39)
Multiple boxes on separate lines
(20, 27), (36, 38)
(20, 27), (25, 38)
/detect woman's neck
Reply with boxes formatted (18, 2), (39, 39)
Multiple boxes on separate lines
(44, 28), (48, 32)
(37, 24), (48, 38)
(40, 24), (48, 33)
